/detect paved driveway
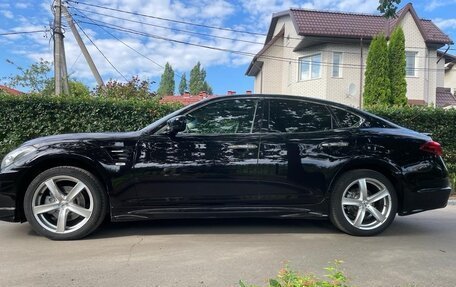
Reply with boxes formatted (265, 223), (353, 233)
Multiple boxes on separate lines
(1, 206), (455, 287)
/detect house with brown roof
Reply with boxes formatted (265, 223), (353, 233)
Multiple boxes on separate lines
(0, 85), (23, 96)
(246, 3), (453, 108)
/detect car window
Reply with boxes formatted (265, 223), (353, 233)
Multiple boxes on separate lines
(183, 99), (260, 134)
(268, 99), (333, 133)
(330, 107), (363, 128)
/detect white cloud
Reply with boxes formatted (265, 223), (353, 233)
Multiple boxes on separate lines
(15, 2), (30, 9)
(1, 10), (13, 19)
(425, 0), (456, 11)
(434, 18), (456, 30)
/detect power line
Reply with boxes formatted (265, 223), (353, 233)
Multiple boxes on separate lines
(73, 20), (128, 81)
(72, 9), (164, 70)
(0, 30), (48, 36)
(69, 6), (269, 47)
(67, 5), (450, 60)
(66, 0), (456, 56)
(66, 0), (265, 37)
(73, 19), (447, 72)
(68, 6), (187, 80)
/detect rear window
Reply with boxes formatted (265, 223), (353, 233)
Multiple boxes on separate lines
(268, 99), (333, 133)
(330, 107), (363, 128)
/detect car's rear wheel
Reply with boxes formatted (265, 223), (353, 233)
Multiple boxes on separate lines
(329, 169), (397, 236)
(24, 166), (107, 240)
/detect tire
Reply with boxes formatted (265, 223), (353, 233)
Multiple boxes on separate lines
(24, 166), (108, 240)
(329, 169), (397, 236)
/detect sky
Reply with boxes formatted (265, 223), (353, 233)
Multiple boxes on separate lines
(1, 0), (456, 95)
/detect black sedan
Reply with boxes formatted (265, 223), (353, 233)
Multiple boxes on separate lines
(0, 95), (452, 240)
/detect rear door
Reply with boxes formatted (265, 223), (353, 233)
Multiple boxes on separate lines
(257, 98), (356, 205)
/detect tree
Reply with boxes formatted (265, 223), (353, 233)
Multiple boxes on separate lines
(189, 62), (213, 95)
(178, 73), (187, 95)
(5, 58), (52, 93)
(157, 62), (175, 96)
(364, 34), (391, 106)
(202, 81), (213, 95)
(388, 27), (407, 106)
(94, 76), (156, 100)
(42, 79), (91, 97)
(377, 0), (401, 18)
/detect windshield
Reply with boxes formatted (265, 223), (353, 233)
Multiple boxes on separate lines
(139, 101), (202, 135)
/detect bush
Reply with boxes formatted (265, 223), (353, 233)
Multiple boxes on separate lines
(0, 93), (181, 156)
(239, 261), (351, 287)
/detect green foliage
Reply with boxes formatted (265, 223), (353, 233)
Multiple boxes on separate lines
(178, 73), (187, 95)
(0, 93), (181, 157)
(4, 58), (52, 93)
(94, 76), (156, 100)
(239, 261), (351, 287)
(388, 27), (407, 106)
(367, 106), (456, 188)
(364, 34), (391, 107)
(189, 62), (213, 95)
(42, 79), (91, 98)
(378, 0), (401, 18)
(157, 62), (175, 96)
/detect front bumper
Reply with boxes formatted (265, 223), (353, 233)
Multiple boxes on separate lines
(0, 171), (20, 222)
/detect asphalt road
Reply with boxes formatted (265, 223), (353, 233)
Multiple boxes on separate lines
(1, 206), (455, 287)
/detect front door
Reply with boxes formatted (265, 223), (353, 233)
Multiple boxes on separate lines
(132, 98), (264, 210)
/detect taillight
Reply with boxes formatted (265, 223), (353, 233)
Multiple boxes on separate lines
(420, 141), (443, 156)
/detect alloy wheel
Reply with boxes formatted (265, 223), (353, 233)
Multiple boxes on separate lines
(31, 176), (94, 234)
(341, 178), (392, 230)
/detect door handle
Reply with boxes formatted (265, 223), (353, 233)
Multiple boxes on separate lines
(228, 144), (258, 150)
(321, 142), (349, 147)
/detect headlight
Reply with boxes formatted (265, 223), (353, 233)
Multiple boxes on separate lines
(1, 146), (37, 170)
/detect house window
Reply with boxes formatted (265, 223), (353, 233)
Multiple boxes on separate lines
(332, 52), (343, 78)
(406, 51), (417, 76)
(299, 53), (321, 80)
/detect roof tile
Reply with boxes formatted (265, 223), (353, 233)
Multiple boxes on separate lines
(288, 4), (451, 44)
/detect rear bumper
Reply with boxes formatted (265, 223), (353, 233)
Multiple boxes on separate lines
(399, 184), (452, 216)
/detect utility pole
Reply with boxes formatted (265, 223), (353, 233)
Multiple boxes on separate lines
(62, 5), (104, 87)
(53, 0), (69, 95)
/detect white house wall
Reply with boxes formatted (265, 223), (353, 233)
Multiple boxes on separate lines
(398, 12), (435, 105)
(445, 66), (456, 93)
(253, 10), (445, 107)
(256, 36), (284, 94)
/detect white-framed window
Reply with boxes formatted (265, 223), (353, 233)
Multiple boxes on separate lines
(406, 51), (417, 77)
(299, 53), (321, 80)
(332, 52), (343, 78)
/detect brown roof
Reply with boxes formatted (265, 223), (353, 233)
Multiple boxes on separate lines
(267, 3), (452, 44)
(407, 99), (426, 106)
(160, 94), (215, 106)
(436, 87), (456, 107)
(0, 85), (23, 96)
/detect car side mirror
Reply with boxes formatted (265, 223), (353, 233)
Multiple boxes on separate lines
(167, 115), (187, 136)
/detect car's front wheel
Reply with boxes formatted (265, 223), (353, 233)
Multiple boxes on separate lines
(329, 169), (398, 236)
(24, 166), (107, 240)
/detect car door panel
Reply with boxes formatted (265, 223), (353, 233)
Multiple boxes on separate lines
(256, 98), (355, 205)
(131, 98), (263, 209)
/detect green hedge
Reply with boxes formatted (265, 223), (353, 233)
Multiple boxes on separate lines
(0, 94), (181, 156)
